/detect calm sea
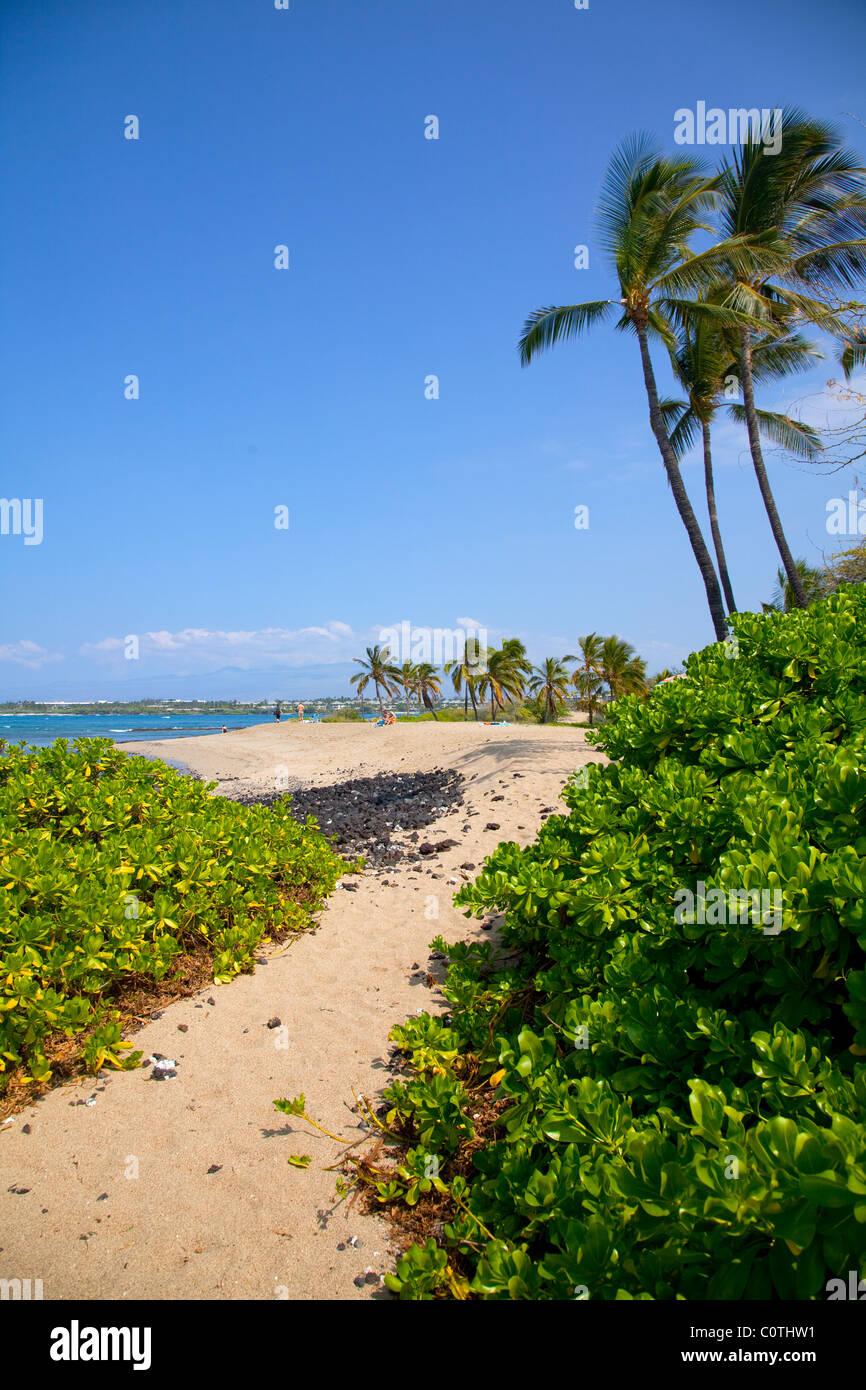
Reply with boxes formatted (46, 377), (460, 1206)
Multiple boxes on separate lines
(0, 711), (394, 750)
(0, 712), (279, 749)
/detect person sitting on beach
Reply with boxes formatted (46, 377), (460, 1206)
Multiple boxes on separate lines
(386, 711), (397, 725)
(221, 725), (228, 733)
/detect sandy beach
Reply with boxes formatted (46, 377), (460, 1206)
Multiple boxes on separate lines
(0, 720), (598, 1300)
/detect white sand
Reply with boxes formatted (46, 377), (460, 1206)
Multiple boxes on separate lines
(0, 721), (599, 1299)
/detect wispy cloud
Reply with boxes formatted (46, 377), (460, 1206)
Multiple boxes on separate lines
(78, 622), (359, 671)
(0, 640), (64, 669)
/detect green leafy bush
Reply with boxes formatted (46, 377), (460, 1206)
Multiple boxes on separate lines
(0, 738), (343, 1091)
(383, 587), (866, 1299)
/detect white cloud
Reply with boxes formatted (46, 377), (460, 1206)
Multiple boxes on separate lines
(77, 623), (360, 671)
(0, 640), (64, 669)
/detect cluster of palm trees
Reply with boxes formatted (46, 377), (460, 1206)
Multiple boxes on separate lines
(350, 646), (443, 719)
(350, 634), (647, 724)
(520, 111), (866, 638)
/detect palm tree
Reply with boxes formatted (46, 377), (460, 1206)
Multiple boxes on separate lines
(571, 666), (605, 726)
(414, 663), (442, 720)
(520, 137), (763, 641)
(764, 560), (829, 613)
(716, 110), (866, 607)
(565, 633), (605, 726)
(529, 657), (571, 723)
(395, 660), (419, 720)
(350, 645), (399, 716)
(445, 639), (482, 720)
(599, 636), (647, 702)
(664, 315), (821, 614)
(479, 644), (528, 721)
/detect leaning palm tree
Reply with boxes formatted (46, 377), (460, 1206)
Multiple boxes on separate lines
(395, 660), (419, 720)
(520, 137), (766, 641)
(529, 657), (571, 723)
(664, 314), (822, 614)
(445, 639), (483, 720)
(716, 110), (866, 606)
(350, 645), (399, 716)
(414, 663), (442, 720)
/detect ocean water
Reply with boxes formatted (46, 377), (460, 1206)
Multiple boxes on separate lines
(0, 712), (281, 749)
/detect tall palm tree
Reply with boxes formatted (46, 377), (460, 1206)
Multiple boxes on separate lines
(520, 137), (763, 641)
(445, 639), (482, 720)
(565, 633), (605, 726)
(529, 657), (571, 723)
(716, 110), (866, 606)
(350, 645), (399, 716)
(395, 660), (419, 720)
(414, 663), (442, 720)
(664, 316), (821, 614)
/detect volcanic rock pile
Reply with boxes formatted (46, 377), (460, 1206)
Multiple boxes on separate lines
(228, 768), (465, 869)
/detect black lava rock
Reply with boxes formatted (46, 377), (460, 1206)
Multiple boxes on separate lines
(225, 769), (464, 870)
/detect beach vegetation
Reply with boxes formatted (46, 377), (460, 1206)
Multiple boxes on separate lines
(380, 586), (866, 1298)
(0, 739), (344, 1104)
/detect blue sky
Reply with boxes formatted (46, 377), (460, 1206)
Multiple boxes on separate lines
(2, 0), (865, 700)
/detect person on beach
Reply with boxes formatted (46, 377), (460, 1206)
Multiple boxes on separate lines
(297, 703), (304, 722)
(274, 705), (282, 723)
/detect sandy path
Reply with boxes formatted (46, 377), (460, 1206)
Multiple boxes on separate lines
(0, 723), (597, 1300)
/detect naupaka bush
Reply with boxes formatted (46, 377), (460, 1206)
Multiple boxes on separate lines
(384, 586), (866, 1299)
(0, 738), (343, 1092)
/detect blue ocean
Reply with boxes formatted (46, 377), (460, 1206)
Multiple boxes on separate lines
(0, 712), (280, 749)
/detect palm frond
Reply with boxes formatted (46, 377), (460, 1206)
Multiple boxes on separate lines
(519, 301), (616, 364)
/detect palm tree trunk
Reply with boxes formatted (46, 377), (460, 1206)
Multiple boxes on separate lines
(738, 327), (807, 608)
(469, 684), (479, 720)
(406, 686), (411, 720)
(636, 325), (728, 641)
(464, 687), (468, 720)
(702, 420), (737, 615)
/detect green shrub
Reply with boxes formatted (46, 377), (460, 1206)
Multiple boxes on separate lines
(383, 586), (866, 1299)
(322, 709), (364, 722)
(0, 739), (344, 1091)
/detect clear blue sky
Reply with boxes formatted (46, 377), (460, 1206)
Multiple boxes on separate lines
(2, 0), (865, 699)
